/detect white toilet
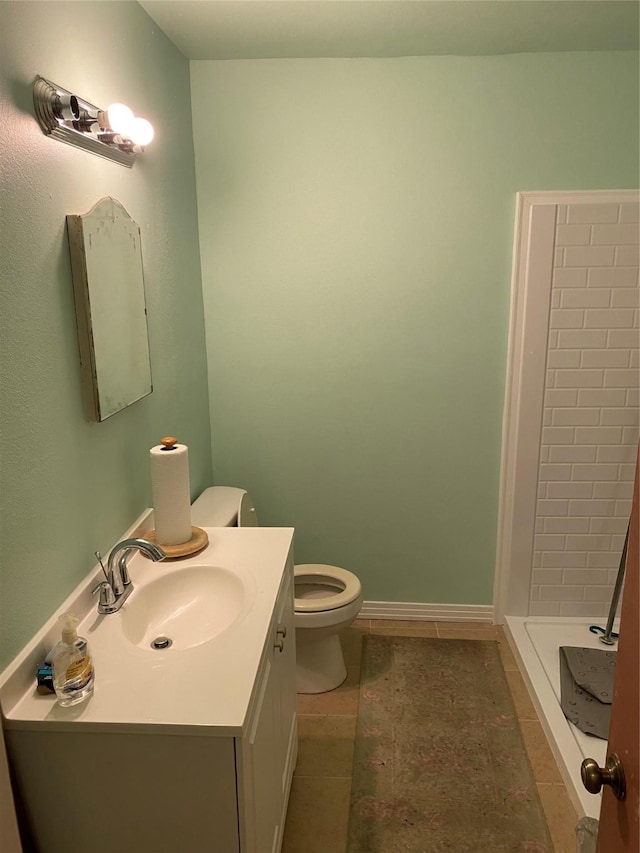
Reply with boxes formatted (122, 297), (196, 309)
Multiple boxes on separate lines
(191, 486), (363, 693)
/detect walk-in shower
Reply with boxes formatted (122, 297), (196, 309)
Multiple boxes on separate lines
(496, 189), (639, 822)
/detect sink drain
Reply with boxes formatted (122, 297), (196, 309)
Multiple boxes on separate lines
(151, 636), (172, 650)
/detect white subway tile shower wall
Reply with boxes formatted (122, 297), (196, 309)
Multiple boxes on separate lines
(531, 202), (639, 617)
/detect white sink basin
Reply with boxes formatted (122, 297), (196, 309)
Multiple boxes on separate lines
(120, 565), (247, 650)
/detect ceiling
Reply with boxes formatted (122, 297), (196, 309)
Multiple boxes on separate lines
(138, 0), (640, 60)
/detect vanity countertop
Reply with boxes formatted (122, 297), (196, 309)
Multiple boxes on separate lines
(1, 526), (294, 738)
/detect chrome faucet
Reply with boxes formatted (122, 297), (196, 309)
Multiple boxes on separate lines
(93, 538), (166, 614)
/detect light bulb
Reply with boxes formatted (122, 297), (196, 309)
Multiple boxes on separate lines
(107, 103), (134, 135)
(129, 117), (154, 147)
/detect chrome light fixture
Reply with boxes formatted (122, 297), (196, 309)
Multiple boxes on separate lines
(33, 76), (154, 168)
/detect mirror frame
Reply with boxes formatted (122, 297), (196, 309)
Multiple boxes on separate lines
(66, 197), (153, 421)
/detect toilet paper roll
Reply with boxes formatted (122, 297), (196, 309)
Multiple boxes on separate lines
(150, 437), (192, 545)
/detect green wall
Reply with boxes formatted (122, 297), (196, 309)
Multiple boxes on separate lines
(0, 1), (212, 670)
(191, 53), (639, 607)
(0, 10), (637, 671)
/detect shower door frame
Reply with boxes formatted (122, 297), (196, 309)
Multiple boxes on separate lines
(493, 190), (639, 623)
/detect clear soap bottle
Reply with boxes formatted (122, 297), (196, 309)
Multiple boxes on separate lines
(51, 613), (95, 707)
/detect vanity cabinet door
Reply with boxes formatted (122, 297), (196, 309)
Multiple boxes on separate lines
(244, 652), (280, 853)
(273, 566), (298, 817)
(237, 560), (298, 853)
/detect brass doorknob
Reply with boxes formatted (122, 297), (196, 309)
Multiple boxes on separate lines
(581, 753), (626, 801)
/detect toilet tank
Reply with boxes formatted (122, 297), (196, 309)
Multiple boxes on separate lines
(190, 486), (258, 528)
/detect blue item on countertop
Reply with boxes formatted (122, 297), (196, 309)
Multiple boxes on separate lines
(36, 659), (55, 695)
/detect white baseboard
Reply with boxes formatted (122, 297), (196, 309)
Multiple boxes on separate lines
(359, 601), (494, 623)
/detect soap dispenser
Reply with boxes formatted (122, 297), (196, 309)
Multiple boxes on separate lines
(51, 613), (95, 707)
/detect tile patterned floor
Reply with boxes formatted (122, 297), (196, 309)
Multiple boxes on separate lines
(282, 619), (580, 853)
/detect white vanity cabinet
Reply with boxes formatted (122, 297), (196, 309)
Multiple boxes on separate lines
(2, 527), (298, 853)
(237, 568), (298, 853)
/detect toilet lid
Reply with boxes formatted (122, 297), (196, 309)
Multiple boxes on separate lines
(294, 564), (362, 613)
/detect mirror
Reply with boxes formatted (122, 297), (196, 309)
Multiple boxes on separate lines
(67, 197), (153, 421)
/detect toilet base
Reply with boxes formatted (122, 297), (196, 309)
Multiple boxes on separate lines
(295, 632), (347, 694)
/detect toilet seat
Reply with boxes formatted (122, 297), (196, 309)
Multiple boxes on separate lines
(294, 564), (361, 613)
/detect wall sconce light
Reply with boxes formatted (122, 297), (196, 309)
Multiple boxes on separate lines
(33, 76), (154, 168)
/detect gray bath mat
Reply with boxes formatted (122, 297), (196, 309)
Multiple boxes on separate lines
(559, 646), (617, 740)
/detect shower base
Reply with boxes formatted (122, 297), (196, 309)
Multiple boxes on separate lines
(504, 616), (619, 819)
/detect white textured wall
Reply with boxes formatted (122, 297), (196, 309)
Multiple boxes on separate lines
(532, 200), (639, 616)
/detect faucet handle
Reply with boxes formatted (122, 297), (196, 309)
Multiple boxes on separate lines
(92, 581), (116, 609)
